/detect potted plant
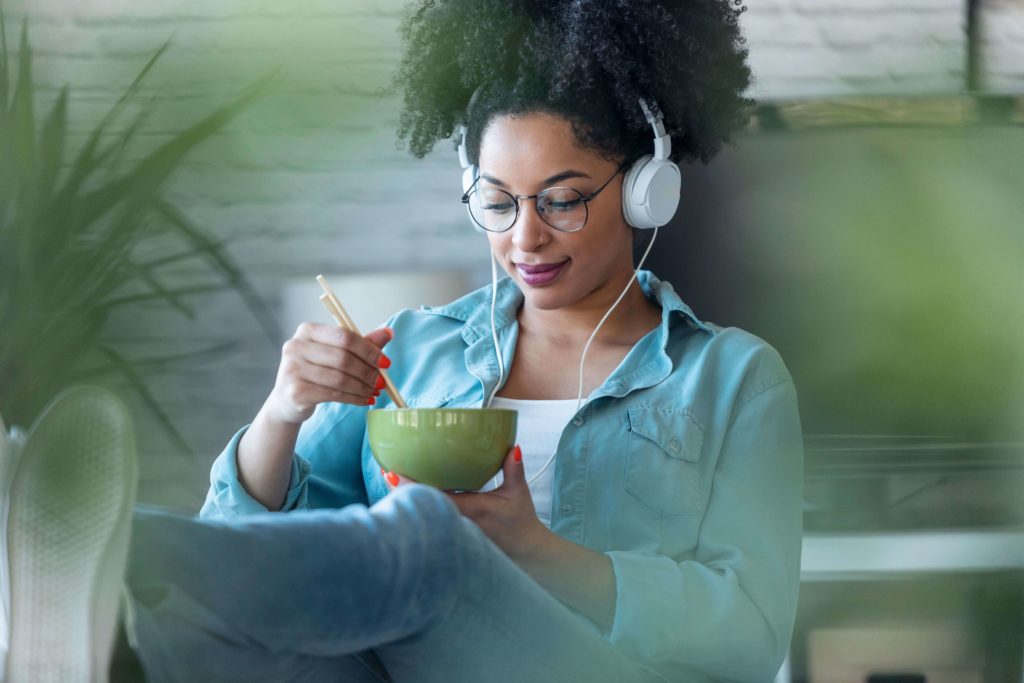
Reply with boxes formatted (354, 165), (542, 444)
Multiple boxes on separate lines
(0, 14), (281, 454)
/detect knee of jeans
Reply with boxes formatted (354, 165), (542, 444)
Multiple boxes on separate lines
(392, 484), (459, 528)
(390, 484), (467, 552)
(386, 485), (484, 616)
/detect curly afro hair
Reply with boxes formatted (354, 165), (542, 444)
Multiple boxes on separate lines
(386, 0), (752, 169)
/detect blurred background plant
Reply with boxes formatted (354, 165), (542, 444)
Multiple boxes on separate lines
(0, 13), (281, 453)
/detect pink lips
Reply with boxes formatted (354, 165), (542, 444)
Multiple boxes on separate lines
(516, 260), (568, 274)
(516, 259), (569, 285)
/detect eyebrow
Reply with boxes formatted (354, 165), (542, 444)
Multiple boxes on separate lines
(480, 169), (592, 188)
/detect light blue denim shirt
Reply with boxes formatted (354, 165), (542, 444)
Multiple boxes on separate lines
(201, 269), (804, 682)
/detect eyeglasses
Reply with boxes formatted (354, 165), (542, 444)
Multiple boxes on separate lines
(461, 164), (627, 233)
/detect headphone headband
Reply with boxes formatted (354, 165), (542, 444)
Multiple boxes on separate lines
(637, 98), (672, 161)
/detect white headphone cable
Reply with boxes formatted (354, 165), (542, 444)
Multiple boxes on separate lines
(478, 250), (506, 493)
(485, 250), (505, 409)
(482, 226), (660, 490)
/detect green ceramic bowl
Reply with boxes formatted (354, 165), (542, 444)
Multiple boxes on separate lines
(366, 408), (517, 490)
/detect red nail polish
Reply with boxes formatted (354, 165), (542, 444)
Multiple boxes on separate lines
(386, 471), (400, 487)
(514, 445), (522, 463)
(381, 467), (386, 475)
(377, 354), (392, 369)
(375, 375), (386, 391)
(374, 388), (381, 397)
(366, 396), (376, 405)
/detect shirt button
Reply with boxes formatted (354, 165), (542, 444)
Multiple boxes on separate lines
(572, 417), (585, 427)
(668, 439), (682, 453)
(560, 504), (573, 515)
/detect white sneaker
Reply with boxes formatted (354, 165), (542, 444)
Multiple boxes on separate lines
(2, 410), (8, 679)
(1, 413), (28, 679)
(3, 387), (137, 683)
(1, 413), (21, 678)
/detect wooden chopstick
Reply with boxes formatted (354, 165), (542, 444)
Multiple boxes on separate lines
(315, 276), (408, 409)
(317, 293), (407, 409)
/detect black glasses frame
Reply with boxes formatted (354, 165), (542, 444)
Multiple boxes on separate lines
(461, 163), (628, 233)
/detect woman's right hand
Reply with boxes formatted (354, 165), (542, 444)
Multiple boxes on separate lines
(264, 322), (393, 425)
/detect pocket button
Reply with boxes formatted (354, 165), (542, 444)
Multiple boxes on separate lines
(572, 417), (585, 427)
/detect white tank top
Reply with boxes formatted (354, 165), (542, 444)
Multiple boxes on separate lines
(486, 396), (580, 528)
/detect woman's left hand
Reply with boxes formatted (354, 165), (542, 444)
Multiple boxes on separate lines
(383, 445), (551, 561)
(446, 444), (550, 562)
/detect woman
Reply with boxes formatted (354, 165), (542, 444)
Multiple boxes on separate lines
(189, 0), (802, 680)
(7, 1), (803, 682)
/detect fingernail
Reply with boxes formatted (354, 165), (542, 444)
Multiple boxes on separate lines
(514, 445), (522, 463)
(374, 388), (381, 397)
(385, 471), (400, 487)
(381, 467), (386, 475)
(366, 396), (376, 405)
(377, 354), (392, 369)
(375, 375), (386, 390)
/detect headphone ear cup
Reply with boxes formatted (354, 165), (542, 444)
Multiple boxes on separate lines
(463, 165), (487, 235)
(621, 155), (681, 229)
(621, 155), (650, 229)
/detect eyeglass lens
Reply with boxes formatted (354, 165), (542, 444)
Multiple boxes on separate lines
(466, 186), (588, 232)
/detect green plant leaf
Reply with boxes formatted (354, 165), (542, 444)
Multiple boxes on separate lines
(36, 85), (67, 199)
(155, 200), (282, 346)
(102, 98), (154, 184)
(0, 8), (11, 212)
(137, 239), (229, 270)
(11, 19), (34, 187)
(126, 260), (198, 320)
(95, 344), (195, 460)
(1, 5), (10, 120)
(115, 39), (170, 110)
(0, 6), (9, 105)
(44, 43), (171, 242)
(99, 283), (231, 311)
(75, 68), (282, 233)
(71, 340), (240, 381)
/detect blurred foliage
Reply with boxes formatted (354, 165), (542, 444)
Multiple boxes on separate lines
(728, 126), (1024, 440)
(0, 14), (281, 453)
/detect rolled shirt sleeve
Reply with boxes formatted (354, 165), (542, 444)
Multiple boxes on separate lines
(199, 399), (369, 519)
(604, 376), (804, 682)
(199, 423), (312, 519)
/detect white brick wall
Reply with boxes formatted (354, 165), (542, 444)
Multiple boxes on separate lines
(741, 0), (969, 99)
(979, 0), (1024, 93)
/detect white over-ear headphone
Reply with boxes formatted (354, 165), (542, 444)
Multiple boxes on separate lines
(456, 96), (681, 231)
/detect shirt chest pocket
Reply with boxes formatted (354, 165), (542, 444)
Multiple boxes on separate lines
(625, 405), (708, 517)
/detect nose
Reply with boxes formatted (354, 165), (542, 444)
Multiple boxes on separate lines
(510, 197), (549, 251)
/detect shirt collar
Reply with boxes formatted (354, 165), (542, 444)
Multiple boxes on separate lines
(421, 269), (714, 345)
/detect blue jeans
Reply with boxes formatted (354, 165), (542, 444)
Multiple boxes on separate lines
(126, 484), (668, 683)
